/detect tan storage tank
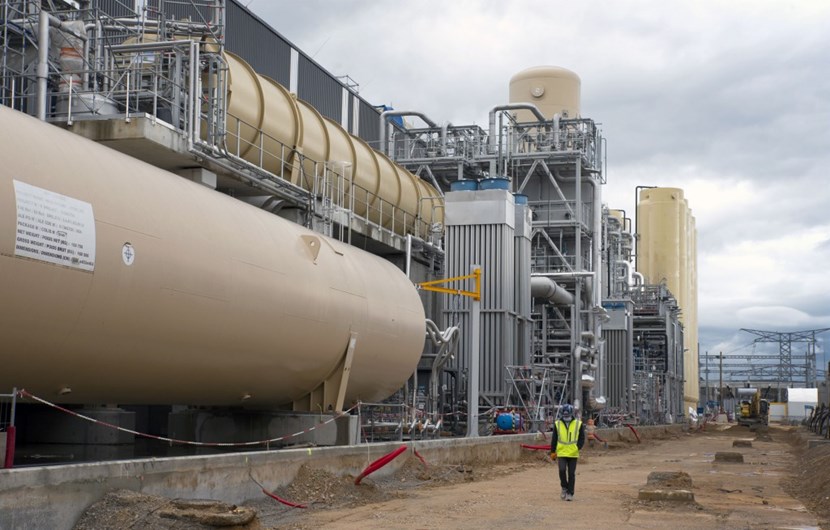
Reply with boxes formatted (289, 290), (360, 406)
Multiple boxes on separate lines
(220, 51), (442, 233)
(128, 37), (443, 234)
(0, 105), (426, 408)
(637, 187), (698, 408)
(509, 65), (581, 120)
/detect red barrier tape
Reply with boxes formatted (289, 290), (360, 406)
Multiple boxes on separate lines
(17, 389), (358, 448)
(249, 474), (307, 509)
(354, 445), (407, 485)
(413, 449), (428, 467)
(3, 425), (15, 469)
(624, 423), (641, 443)
(261, 488), (307, 509)
(519, 444), (551, 451)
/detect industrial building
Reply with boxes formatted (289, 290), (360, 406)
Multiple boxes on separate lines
(0, 0), (697, 463)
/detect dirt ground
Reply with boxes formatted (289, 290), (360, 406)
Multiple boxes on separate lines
(75, 424), (830, 530)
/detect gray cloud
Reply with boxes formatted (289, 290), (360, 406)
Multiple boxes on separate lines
(253, 1), (830, 354)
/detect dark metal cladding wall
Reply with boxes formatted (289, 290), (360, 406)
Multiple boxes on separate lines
(358, 100), (381, 147)
(146, 0), (214, 24)
(445, 221), (516, 405)
(297, 54), (342, 122)
(603, 329), (630, 409)
(347, 94), (354, 133)
(225, 1), (291, 86)
(93, 0), (137, 17)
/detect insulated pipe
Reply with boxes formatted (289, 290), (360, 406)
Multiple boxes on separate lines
(591, 178), (602, 308)
(530, 276), (574, 306)
(616, 260), (632, 285)
(379, 110), (438, 156)
(552, 113), (560, 149)
(440, 121), (452, 154)
(556, 174), (602, 309)
(36, 10), (50, 120)
(487, 103), (547, 154)
(632, 271), (645, 287)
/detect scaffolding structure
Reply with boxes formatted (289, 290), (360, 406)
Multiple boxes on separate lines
(629, 284), (685, 424)
(384, 106), (606, 431)
(0, 0), (441, 254)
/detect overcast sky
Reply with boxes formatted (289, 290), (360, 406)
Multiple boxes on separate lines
(252, 1), (830, 372)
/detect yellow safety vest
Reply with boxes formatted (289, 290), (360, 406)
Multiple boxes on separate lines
(555, 419), (582, 458)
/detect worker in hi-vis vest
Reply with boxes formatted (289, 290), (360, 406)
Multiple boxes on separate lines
(550, 403), (585, 501)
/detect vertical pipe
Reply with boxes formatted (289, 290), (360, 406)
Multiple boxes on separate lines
(405, 235), (412, 278)
(719, 352), (723, 413)
(573, 161), (582, 408)
(36, 9), (50, 120)
(467, 266), (481, 437)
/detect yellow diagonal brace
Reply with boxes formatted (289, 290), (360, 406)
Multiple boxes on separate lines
(417, 267), (481, 301)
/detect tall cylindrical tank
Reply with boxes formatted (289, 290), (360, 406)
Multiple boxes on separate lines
(509, 66), (581, 121)
(0, 105), (426, 407)
(220, 51), (442, 234)
(637, 187), (698, 407)
(637, 188), (685, 305)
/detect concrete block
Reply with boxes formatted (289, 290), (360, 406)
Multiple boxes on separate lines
(732, 440), (752, 447)
(714, 451), (744, 463)
(638, 489), (695, 502)
(646, 471), (693, 489)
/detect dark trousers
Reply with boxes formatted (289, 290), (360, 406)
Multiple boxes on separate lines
(558, 456), (578, 495)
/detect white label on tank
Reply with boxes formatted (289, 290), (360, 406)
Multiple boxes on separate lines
(13, 180), (96, 271)
(122, 243), (135, 266)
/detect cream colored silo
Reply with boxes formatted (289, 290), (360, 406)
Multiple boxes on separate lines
(637, 187), (698, 411)
(509, 66), (581, 121)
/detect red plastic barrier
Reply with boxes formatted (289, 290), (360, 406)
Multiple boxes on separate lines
(3, 426), (15, 469)
(624, 423), (641, 443)
(413, 449), (428, 468)
(354, 444), (407, 485)
(520, 444), (551, 451)
(261, 488), (307, 509)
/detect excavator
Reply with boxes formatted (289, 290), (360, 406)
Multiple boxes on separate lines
(736, 387), (770, 427)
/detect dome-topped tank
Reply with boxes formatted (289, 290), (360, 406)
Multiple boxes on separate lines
(509, 66), (581, 120)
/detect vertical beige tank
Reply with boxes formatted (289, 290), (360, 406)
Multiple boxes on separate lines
(221, 51), (443, 233)
(687, 214), (698, 402)
(509, 65), (581, 121)
(638, 187), (698, 409)
(0, 105), (426, 408)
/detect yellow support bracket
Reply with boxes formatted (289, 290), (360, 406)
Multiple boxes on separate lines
(417, 267), (481, 301)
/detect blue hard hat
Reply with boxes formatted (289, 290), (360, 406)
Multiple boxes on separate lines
(561, 404), (574, 419)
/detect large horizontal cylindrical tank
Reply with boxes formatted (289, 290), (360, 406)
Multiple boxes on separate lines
(221, 51), (443, 233)
(0, 105), (426, 407)
(509, 65), (581, 120)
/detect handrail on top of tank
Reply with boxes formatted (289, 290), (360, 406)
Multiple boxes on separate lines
(219, 112), (436, 242)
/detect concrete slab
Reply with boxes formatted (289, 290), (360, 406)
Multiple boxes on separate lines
(807, 439), (830, 449)
(645, 470), (693, 489)
(714, 451), (744, 463)
(638, 489), (695, 502)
